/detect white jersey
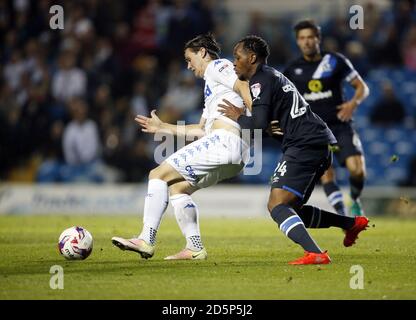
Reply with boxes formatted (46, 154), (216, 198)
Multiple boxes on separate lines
(202, 59), (248, 134)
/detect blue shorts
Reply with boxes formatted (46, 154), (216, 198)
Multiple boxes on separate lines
(270, 145), (332, 205)
(329, 123), (363, 165)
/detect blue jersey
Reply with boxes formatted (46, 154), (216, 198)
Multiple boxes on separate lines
(284, 52), (359, 125)
(237, 64), (336, 152)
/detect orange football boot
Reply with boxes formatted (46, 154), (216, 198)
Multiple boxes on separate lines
(343, 216), (369, 247)
(288, 250), (331, 265)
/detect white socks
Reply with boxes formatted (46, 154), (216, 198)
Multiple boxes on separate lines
(138, 180), (203, 251)
(138, 179), (168, 245)
(170, 194), (204, 251)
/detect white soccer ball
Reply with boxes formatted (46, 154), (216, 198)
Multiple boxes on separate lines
(58, 226), (93, 260)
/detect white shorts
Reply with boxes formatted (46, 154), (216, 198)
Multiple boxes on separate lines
(165, 129), (249, 189)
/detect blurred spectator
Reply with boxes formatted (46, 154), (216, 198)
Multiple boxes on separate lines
(246, 11), (271, 40)
(402, 23), (416, 70)
(371, 24), (402, 66)
(64, 3), (94, 42)
(1, 105), (22, 177)
(321, 37), (340, 53)
(93, 37), (118, 83)
(268, 27), (291, 67)
(369, 81), (406, 126)
(130, 0), (161, 55)
(105, 138), (154, 183)
(61, 97), (124, 183)
(164, 0), (201, 60)
(345, 40), (370, 76)
(165, 59), (183, 90)
(392, 0), (416, 40)
(323, 15), (354, 51)
(91, 83), (113, 123)
(36, 120), (64, 182)
(131, 81), (149, 117)
(3, 49), (26, 93)
(52, 50), (87, 103)
(132, 54), (165, 107)
(159, 70), (202, 123)
(124, 138), (155, 182)
(63, 98), (101, 166)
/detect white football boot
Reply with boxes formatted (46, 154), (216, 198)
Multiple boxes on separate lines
(164, 248), (207, 260)
(111, 237), (155, 259)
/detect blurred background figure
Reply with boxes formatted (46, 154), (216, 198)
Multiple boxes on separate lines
(370, 81), (406, 126)
(52, 50), (87, 103)
(61, 97), (103, 182)
(159, 70), (202, 123)
(63, 97), (100, 167)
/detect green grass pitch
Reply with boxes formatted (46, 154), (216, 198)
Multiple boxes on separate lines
(0, 215), (415, 299)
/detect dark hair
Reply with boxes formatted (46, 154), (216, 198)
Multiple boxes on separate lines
(237, 35), (270, 63)
(294, 20), (321, 39)
(184, 33), (221, 59)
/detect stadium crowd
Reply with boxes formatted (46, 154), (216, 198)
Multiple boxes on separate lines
(0, 0), (415, 184)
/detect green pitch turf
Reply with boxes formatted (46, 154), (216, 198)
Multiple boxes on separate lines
(0, 215), (415, 300)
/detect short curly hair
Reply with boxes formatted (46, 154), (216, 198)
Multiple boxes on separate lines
(237, 35), (270, 63)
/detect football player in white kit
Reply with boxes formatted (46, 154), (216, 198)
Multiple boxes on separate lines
(112, 34), (252, 260)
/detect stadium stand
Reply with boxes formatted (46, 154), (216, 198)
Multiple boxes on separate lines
(0, 0), (415, 187)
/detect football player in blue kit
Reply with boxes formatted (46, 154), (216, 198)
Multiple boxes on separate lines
(220, 35), (369, 264)
(284, 20), (370, 217)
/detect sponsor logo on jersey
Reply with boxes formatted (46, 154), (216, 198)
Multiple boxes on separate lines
(308, 79), (323, 92)
(303, 90), (333, 101)
(204, 84), (212, 98)
(250, 83), (261, 101)
(185, 165), (198, 182)
(294, 68), (303, 75)
(218, 64), (229, 72)
(214, 60), (222, 66)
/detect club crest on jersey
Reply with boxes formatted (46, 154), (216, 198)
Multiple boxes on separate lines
(250, 83), (261, 101)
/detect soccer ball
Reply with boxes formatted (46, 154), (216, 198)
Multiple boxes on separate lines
(58, 226), (93, 260)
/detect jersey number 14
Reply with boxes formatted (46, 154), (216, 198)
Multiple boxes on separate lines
(283, 84), (307, 119)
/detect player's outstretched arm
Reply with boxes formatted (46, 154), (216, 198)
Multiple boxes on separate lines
(135, 110), (205, 139)
(135, 110), (166, 134)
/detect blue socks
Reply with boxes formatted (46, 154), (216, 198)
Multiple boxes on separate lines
(323, 182), (347, 216)
(270, 204), (322, 253)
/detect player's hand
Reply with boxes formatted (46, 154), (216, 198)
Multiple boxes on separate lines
(217, 99), (244, 121)
(135, 109), (163, 133)
(336, 101), (357, 122)
(267, 120), (284, 137)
